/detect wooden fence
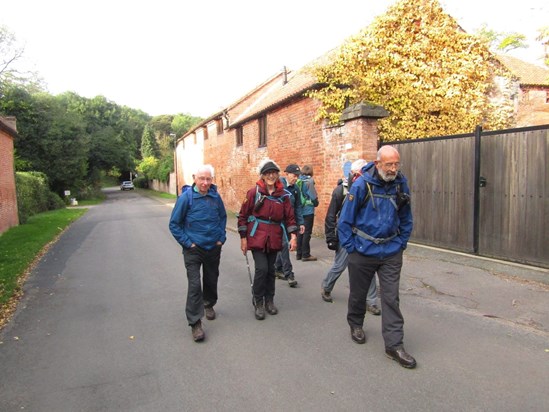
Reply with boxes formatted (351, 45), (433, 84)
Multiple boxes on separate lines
(389, 124), (549, 268)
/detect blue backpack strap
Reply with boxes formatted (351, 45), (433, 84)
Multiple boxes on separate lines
(180, 185), (193, 207)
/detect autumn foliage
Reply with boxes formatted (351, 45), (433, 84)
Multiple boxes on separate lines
(306, 0), (515, 141)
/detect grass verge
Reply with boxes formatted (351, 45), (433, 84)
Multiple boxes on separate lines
(0, 208), (87, 330)
(137, 188), (177, 200)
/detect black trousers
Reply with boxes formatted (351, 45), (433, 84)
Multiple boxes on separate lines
(251, 250), (277, 304)
(297, 214), (315, 258)
(182, 245), (221, 326)
(347, 250), (404, 349)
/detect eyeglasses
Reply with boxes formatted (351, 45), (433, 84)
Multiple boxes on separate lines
(264, 171), (279, 176)
(197, 176), (213, 182)
(381, 162), (401, 169)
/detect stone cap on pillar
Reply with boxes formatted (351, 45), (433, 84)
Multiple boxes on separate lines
(340, 102), (389, 121)
(0, 116), (18, 135)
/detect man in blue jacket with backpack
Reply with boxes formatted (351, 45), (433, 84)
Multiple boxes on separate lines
(169, 164), (227, 342)
(338, 146), (416, 368)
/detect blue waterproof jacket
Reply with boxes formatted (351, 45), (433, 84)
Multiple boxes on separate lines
(169, 184), (227, 250)
(338, 162), (413, 259)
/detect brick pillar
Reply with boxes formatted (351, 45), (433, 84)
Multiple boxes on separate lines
(316, 103), (388, 235)
(340, 102), (389, 162)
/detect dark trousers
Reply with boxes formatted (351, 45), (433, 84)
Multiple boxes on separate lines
(297, 214), (315, 258)
(182, 245), (221, 326)
(274, 239), (293, 278)
(347, 250), (404, 349)
(251, 250), (277, 304)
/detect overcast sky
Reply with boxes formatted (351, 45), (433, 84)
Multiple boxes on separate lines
(1, 0), (547, 117)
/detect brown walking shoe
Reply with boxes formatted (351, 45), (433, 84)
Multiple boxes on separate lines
(385, 346), (417, 369)
(191, 320), (205, 342)
(367, 304), (381, 316)
(350, 326), (366, 344)
(205, 306), (216, 320)
(321, 289), (333, 302)
(265, 300), (278, 315)
(255, 302), (266, 320)
(287, 275), (298, 287)
(301, 256), (317, 261)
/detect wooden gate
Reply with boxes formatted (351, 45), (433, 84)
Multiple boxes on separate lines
(478, 127), (548, 267)
(389, 125), (549, 268)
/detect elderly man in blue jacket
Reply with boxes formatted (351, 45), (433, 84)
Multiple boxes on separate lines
(169, 164), (227, 342)
(338, 146), (415, 368)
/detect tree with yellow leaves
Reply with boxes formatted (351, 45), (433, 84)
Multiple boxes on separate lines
(306, 0), (515, 141)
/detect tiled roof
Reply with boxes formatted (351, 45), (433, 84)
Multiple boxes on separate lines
(226, 51), (336, 127)
(228, 68), (316, 127)
(497, 55), (549, 86)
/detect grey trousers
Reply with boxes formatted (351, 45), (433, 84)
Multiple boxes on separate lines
(322, 245), (378, 305)
(347, 250), (404, 349)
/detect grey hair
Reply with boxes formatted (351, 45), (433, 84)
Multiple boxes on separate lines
(196, 164), (215, 177)
(351, 159), (367, 173)
(377, 146), (399, 160)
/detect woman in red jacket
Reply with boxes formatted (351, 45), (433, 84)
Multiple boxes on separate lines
(238, 159), (298, 320)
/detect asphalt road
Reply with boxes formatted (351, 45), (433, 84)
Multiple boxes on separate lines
(1, 188), (548, 411)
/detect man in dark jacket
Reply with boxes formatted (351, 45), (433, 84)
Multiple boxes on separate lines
(321, 159), (380, 315)
(338, 146), (415, 368)
(275, 164), (305, 287)
(169, 164), (227, 342)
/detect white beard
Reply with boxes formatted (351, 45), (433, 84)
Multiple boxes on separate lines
(378, 168), (396, 182)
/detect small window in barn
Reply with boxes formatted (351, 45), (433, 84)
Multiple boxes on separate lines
(236, 126), (243, 146)
(258, 115), (267, 147)
(216, 119), (224, 135)
(203, 126), (209, 140)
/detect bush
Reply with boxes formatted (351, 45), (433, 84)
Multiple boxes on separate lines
(133, 176), (148, 188)
(75, 184), (104, 201)
(16, 172), (65, 224)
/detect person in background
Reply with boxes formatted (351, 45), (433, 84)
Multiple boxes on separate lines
(296, 165), (319, 261)
(338, 146), (416, 369)
(238, 159), (298, 320)
(275, 164), (305, 287)
(169, 164), (227, 342)
(321, 159), (381, 316)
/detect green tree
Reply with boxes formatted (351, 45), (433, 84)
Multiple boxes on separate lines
(171, 113), (202, 137)
(305, 0), (514, 141)
(140, 124), (159, 158)
(475, 24), (528, 53)
(27, 93), (89, 194)
(149, 114), (174, 137)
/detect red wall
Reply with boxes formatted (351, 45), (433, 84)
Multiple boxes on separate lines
(0, 121), (19, 234)
(201, 98), (381, 235)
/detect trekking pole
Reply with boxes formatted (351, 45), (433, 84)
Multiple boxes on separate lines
(245, 252), (256, 308)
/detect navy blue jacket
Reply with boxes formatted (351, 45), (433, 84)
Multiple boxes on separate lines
(280, 177), (304, 226)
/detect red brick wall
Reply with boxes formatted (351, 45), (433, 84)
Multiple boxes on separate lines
(200, 97), (381, 235)
(0, 122), (19, 234)
(516, 86), (549, 126)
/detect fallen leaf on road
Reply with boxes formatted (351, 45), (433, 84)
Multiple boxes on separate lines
(129, 336), (135, 340)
